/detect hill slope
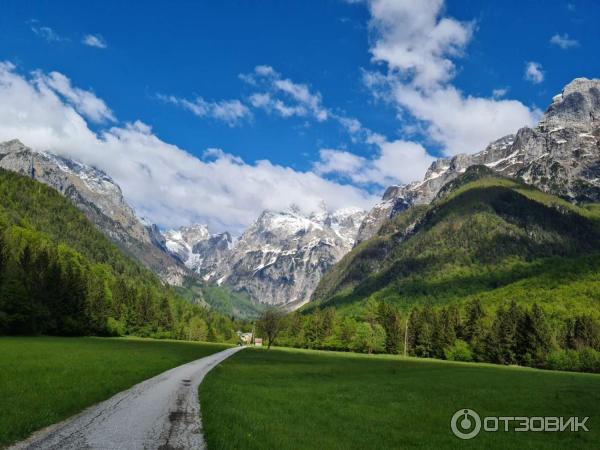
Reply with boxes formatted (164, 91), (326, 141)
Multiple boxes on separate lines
(0, 140), (259, 320)
(0, 139), (187, 284)
(0, 168), (235, 339)
(311, 166), (600, 315)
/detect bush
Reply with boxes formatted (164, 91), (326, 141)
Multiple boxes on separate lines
(578, 347), (600, 373)
(106, 317), (125, 336)
(545, 349), (581, 372)
(149, 329), (173, 340)
(444, 339), (473, 362)
(351, 323), (386, 354)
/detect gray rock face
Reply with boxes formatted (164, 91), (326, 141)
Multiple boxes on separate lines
(357, 77), (600, 242)
(164, 224), (210, 263)
(0, 139), (186, 285)
(515, 79), (600, 201)
(163, 225), (232, 280)
(191, 232), (232, 279)
(165, 208), (366, 309)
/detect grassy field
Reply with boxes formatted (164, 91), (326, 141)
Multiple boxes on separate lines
(200, 347), (600, 449)
(0, 336), (230, 447)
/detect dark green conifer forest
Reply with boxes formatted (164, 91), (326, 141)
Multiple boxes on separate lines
(0, 169), (238, 342)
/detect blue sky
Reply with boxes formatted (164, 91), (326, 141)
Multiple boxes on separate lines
(0, 0), (598, 232)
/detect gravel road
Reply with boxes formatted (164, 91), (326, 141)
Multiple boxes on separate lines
(10, 346), (243, 450)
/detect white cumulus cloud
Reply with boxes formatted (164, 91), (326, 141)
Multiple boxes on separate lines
(358, 0), (540, 156)
(549, 33), (579, 49)
(244, 66), (385, 146)
(158, 94), (252, 127)
(385, 82), (539, 156)
(242, 66), (329, 122)
(0, 62), (377, 233)
(82, 34), (107, 49)
(29, 23), (67, 43)
(492, 87), (508, 99)
(524, 61), (545, 84)
(368, 0), (474, 89)
(315, 140), (434, 186)
(38, 71), (115, 123)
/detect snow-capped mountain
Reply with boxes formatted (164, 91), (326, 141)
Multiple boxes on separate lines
(163, 225), (233, 280)
(357, 77), (600, 243)
(164, 224), (211, 263)
(164, 207), (366, 309)
(0, 139), (186, 284)
(0, 139), (366, 309)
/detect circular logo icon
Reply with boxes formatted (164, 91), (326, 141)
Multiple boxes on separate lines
(451, 409), (481, 440)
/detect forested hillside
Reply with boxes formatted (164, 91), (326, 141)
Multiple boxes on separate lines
(177, 280), (264, 320)
(0, 169), (237, 341)
(312, 166), (600, 311)
(273, 167), (600, 372)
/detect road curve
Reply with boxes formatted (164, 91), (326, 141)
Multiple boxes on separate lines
(10, 346), (244, 450)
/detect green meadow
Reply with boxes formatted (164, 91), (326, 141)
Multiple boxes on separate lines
(3, 337), (598, 449)
(0, 336), (230, 447)
(200, 347), (600, 450)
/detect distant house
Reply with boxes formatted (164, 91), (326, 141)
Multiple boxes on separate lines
(236, 331), (253, 345)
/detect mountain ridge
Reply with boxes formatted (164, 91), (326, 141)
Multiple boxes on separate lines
(356, 77), (600, 243)
(3, 76), (599, 314)
(163, 207), (366, 308)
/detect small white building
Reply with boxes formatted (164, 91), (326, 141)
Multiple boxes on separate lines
(236, 331), (253, 345)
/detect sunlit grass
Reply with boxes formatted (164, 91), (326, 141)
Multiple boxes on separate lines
(0, 336), (230, 447)
(201, 346), (600, 449)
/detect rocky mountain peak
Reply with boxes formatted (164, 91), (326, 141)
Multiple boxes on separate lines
(423, 158), (451, 180)
(381, 185), (402, 201)
(163, 206), (366, 308)
(213, 206), (366, 309)
(562, 77), (599, 97)
(539, 77), (600, 132)
(0, 140), (137, 236)
(179, 224), (211, 244)
(356, 77), (600, 243)
(0, 139), (28, 153)
(252, 209), (321, 237)
(163, 224), (233, 280)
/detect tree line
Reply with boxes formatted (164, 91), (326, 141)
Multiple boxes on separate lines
(0, 226), (240, 341)
(268, 298), (600, 373)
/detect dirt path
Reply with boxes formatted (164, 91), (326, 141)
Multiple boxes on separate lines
(10, 346), (243, 450)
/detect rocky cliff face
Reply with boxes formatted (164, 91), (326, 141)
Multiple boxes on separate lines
(163, 224), (233, 280)
(357, 77), (600, 243)
(0, 139), (186, 284)
(165, 208), (366, 309)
